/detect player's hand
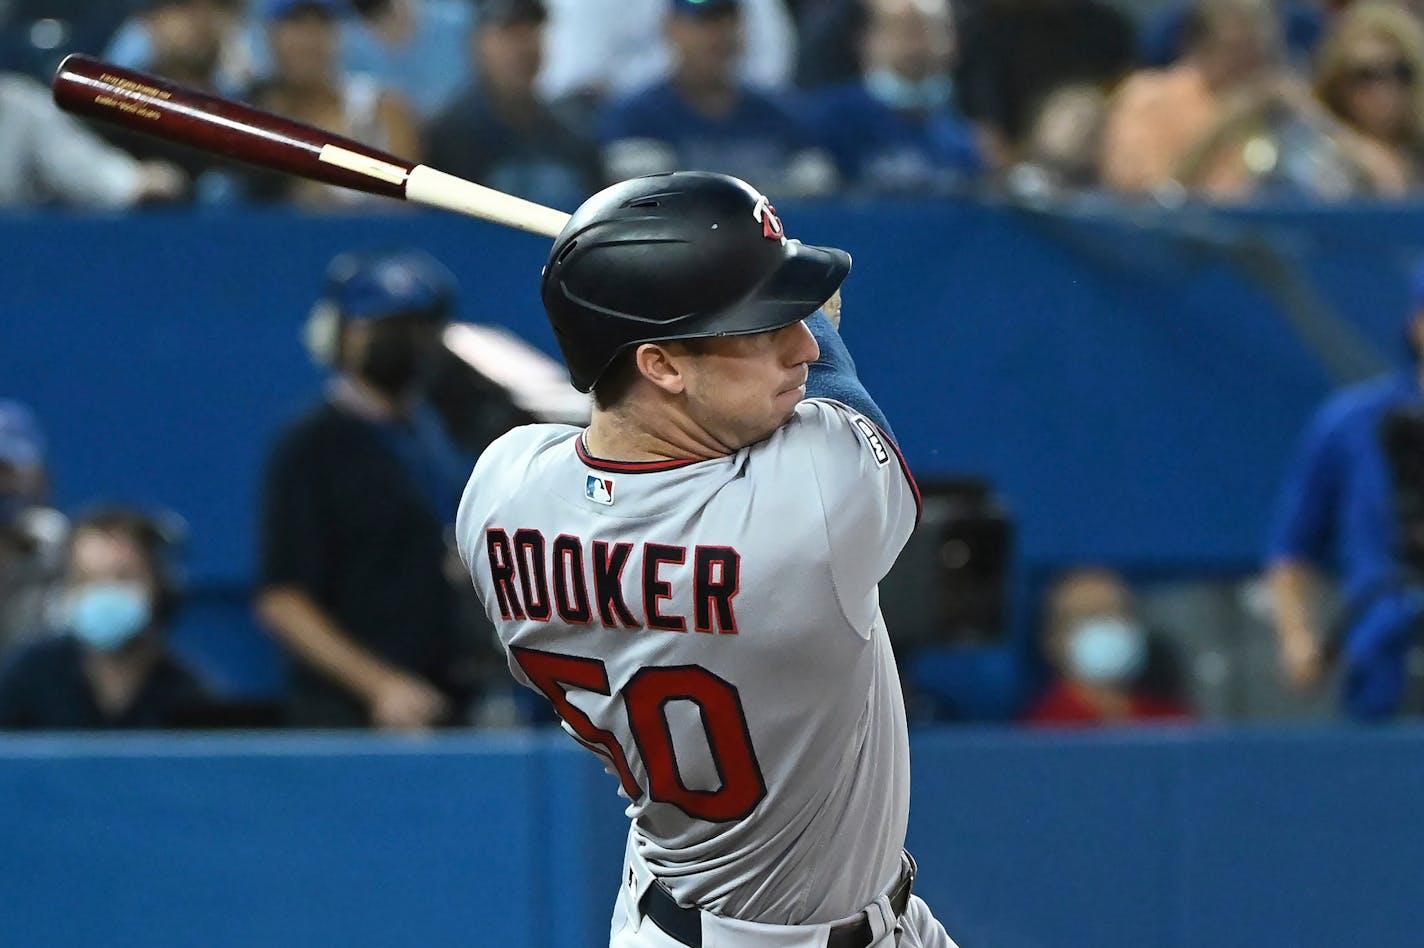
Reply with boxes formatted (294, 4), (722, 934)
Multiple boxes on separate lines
(1279, 628), (1325, 691)
(369, 671), (450, 732)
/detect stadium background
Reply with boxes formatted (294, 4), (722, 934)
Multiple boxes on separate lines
(6, 0), (1424, 945)
(5, 197), (1420, 948)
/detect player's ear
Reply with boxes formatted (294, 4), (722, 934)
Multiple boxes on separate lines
(635, 342), (687, 395)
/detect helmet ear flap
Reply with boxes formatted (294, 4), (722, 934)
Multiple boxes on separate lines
(304, 301), (342, 367)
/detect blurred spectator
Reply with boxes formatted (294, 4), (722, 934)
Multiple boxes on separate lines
(539, 0), (796, 117)
(786, 0), (865, 89)
(1005, 83), (1111, 195)
(1314, 0), (1424, 193)
(0, 73), (186, 208)
(601, 0), (836, 196)
(0, 401), (66, 658)
(0, 507), (209, 730)
(244, 0), (419, 207)
(1023, 568), (1193, 727)
(0, 0), (138, 84)
(1101, 0), (1386, 201)
(105, 0), (258, 94)
(343, 0), (474, 118)
(1140, 0), (1326, 70)
(803, 0), (983, 195)
(1267, 264), (1424, 720)
(256, 250), (474, 730)
(424, 0), (604, 211)
(97, 0), (250, 204)
(955, 0), (1135, 168)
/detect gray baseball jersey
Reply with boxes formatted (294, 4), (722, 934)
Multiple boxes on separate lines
(455, 396), (921, 925)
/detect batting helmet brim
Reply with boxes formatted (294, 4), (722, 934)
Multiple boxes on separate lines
(570, 239), (851, 391)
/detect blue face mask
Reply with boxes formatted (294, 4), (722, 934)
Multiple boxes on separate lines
(865, 69), (956, 113)
(68, 583), (152, 652)
(1067, 617), (1147, 684)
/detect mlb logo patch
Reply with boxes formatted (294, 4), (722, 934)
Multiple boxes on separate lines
(585, 474), (615, 506)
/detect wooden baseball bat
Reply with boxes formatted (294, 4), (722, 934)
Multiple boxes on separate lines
(51, 54), (573, 238)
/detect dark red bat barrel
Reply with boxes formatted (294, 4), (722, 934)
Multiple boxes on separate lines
(51, 53), (413, 200)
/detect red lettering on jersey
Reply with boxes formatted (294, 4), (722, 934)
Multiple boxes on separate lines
(513, 529), (552, 621)
(552, 534), (592, 625)
(693, 546), (740, 634)
(485, 529), (525, 620)
(643, 543), (687, 632)
(510, 646), (642, 800)
(593, 541), (641, 629)
(625, 666), (767, 821)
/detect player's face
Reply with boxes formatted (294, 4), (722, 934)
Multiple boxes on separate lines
(675, 320), (820, 449)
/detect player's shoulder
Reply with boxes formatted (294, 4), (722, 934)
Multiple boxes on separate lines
(769, 397), (893, 464)
(466, 423), (581, 494)
(476, 422), (579, 467)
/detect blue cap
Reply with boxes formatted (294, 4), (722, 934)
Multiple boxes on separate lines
(0, 400), (45, 469)
(265, 0), (348, 20)
(671, 0), (741, 16)
(324, 249), (457, 321)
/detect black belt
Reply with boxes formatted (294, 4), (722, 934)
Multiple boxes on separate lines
(638, 852), (917, 948)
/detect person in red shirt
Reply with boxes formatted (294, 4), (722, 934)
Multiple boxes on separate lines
(1024, 567), (1194, 727)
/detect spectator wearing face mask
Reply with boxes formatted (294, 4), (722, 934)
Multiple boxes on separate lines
(1023, 568), (1194, 727)
(256, 250), (475, 731)
(0, 507), (208, 730)
(803, 0), (983, 195)
(0, 401), (67, 659)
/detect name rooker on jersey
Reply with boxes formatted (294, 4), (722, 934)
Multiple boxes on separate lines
(484, 528), (742, 634)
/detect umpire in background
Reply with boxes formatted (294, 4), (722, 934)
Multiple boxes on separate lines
(257, 249), (473, 730)
(1268, 264), (1424, 719)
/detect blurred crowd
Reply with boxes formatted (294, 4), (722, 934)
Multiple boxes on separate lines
(4, 0), (1424, 211)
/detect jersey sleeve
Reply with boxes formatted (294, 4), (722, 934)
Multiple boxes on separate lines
(789, 399), (921, 630)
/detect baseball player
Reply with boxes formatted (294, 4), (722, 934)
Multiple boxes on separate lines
(456, 172), (958, 947)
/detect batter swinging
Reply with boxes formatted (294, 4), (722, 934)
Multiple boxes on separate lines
(456, 172), (958, 948)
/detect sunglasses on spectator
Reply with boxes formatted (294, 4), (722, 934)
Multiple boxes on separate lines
(1346, 59), (1416, 87)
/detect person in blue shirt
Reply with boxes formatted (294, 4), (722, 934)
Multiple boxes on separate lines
(341, 0), (474, 119)
(803, 0), (983, 196)
(424, 0), (604, 212)
(1268, 266), (1424, 719)
(600, 0), (837, 197)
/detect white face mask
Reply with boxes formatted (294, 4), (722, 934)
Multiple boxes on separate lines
(1066, 617), (1147, 685)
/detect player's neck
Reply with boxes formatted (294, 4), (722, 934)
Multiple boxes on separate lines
(586, 405), (732, 463)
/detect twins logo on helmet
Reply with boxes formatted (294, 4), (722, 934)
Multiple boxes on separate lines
(752, 195), (786, 244)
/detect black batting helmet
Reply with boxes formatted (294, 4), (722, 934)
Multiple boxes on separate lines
(541, 172), (852, 393)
